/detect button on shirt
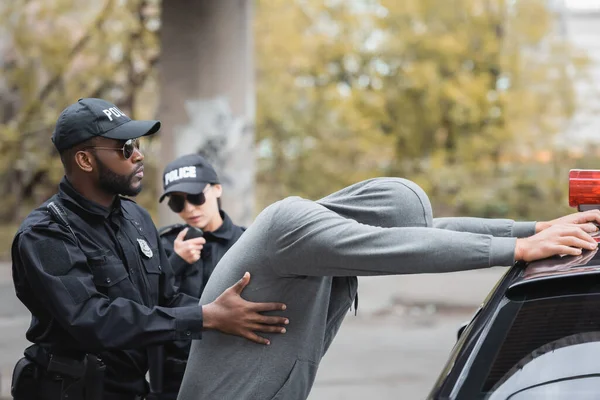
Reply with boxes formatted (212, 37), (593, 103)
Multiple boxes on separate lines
(12, 177), (204, 396)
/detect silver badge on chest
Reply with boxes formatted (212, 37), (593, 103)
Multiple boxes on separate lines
(137, 238), (153, 258)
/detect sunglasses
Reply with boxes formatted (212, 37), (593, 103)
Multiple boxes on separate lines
(85, 138), (141, 160)
(167, 186), (213, 213)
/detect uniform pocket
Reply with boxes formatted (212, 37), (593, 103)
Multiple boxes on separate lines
(142, 248), (162, 275)
(141, 248), (162, 306)
(88, 260), (129, 288)
(270, 358), (318, 400)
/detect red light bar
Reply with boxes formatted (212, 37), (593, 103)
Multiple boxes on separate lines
(569, 169), (600, 208)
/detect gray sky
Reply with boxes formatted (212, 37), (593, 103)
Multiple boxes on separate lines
(565, 0), (600, 9)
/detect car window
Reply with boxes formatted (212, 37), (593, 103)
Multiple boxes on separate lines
(454, 276), (600, 398)
(484, 294), (600, 392)
(487, 337), (600, 399)
(507, 377), (600, 400)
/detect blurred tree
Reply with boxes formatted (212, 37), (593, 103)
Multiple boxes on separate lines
(255, 0), (395, 204)
(255, 0), (590, 221)
(0, 0), (161, 226)
(0, 0), (594, 257)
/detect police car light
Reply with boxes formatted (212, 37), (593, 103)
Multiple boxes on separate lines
(569, 169), (600, 211)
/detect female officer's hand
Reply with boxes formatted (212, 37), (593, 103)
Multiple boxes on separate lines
(174, 227), (206, 264)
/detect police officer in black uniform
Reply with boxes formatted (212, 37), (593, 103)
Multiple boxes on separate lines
(11, 98), (289, 400)
(157, 154), (245, 399)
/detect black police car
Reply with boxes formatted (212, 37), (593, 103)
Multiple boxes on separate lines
(428, 170), (600, 400)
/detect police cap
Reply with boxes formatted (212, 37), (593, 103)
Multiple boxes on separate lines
(52, 98), (161, 152)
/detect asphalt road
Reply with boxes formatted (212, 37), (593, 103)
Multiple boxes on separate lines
(0, 264), (507, 399)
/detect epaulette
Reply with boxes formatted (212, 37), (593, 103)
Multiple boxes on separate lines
(158, 223), (186, 237)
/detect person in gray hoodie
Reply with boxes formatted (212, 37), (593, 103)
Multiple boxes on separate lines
(177, 177), (600, 400)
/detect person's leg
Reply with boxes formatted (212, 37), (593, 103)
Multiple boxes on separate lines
(316, 178), (433, 229)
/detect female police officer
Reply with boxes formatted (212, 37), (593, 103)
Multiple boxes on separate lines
(11, 98), (288, 400)
(156, 154), (246, 399)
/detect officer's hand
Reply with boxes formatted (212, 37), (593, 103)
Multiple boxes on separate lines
(174, 228), (206, 264)
(536, 210), (600, 233)
(202, 272), (288, 345)
(515, 224), (598, 262)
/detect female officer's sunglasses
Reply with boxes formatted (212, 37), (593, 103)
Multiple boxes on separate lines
(168, 185), (213, 213)
(85, 138), (141, 160)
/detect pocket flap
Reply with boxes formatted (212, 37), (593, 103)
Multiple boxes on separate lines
(142, 249), (162, 275)
(89, 262), (129, 287)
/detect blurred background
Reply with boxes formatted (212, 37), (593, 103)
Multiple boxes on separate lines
(1, 0), (600, 398)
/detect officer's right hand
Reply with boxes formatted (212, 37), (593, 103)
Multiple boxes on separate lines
(202, 272), (289, 345)
(174, 228), (206, 264)
(515, 224), (598, 262)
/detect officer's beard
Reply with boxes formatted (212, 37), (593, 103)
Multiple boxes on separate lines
(95, 155), (143, 197)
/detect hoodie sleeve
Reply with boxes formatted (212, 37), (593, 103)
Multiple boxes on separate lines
(265, 197), (516, 278)
(433, 217), (536, 238)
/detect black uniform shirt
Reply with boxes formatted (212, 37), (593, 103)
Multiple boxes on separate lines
(159, 210), (245, 298)
(12, 177), (203, 395)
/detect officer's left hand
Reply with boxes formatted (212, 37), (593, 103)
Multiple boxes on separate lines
(174, 228), (206, 264)
(536, 210), (600, 234)
(202, 272), (289, 345)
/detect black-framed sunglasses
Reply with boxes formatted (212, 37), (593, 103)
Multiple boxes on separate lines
(167, 185), (213, 213)
(85, 138), (141, 160)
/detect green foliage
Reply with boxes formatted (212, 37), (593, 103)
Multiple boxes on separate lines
(0, 0), (597, 258)
(255, 0), (592, 221)
(0, 0), (161, 224)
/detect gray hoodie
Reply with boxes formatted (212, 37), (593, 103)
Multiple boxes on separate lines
(177, 178), (535, 400)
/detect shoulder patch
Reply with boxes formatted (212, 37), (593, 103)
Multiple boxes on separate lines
(158, 224), (186, 237)
(34, 239), (72, 276)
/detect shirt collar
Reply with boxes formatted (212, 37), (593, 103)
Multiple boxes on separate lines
(204, 210), (236, 241)
(58, 176), (122, 220)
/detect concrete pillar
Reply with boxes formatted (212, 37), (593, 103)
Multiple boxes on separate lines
(158, 0), (255, 227)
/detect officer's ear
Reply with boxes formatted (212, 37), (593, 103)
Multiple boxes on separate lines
(74, 149), (94, 173)
(212, 184), (223, 199)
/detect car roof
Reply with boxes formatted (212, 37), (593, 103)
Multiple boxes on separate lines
(508, 248), (600, 291)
